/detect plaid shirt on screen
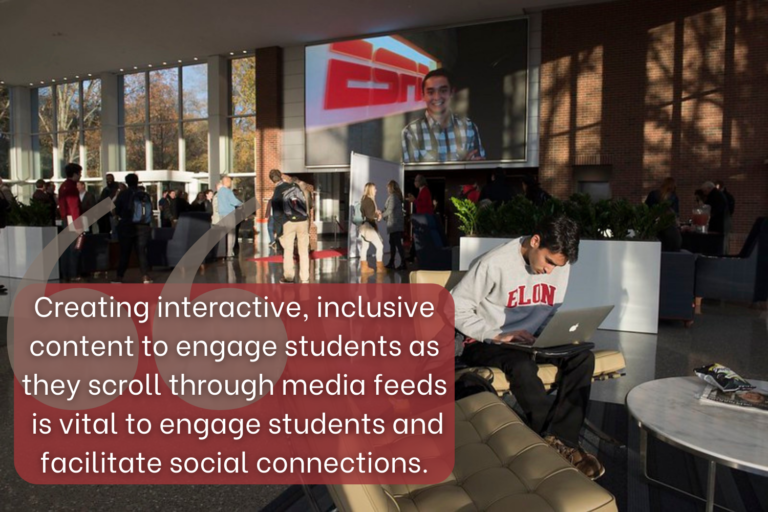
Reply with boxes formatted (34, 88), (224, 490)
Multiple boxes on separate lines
(401, 112), (485, 163)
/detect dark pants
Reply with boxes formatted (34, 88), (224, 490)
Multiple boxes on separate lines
(60, 238), (80, 280)
(461, 342), (594, 447)
(387, 231), (406, 265)
(117, 224), (150, 279)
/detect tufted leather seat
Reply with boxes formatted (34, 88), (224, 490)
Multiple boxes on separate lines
(329, 392), (618, 512)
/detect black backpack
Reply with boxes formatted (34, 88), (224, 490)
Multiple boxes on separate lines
(455, 371), (497, 400)
(281, 183), (308, 221)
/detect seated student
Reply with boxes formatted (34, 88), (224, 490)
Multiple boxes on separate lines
(451, 216), (604, 480)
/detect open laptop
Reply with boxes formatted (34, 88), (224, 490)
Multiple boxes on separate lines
(486, 305), (614, 355)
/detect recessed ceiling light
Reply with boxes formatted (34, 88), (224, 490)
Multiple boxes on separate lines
(133, 66), (138, 70)
(0, 81), (4, 85)
(178, 60), (182, 63)
(242, 50), (248, 54)
(193, 57), (198, 61)
(148, 64), (153, 68)
(88, 73), (92, 77)
(30, 83), (34, 86)
(119, 69), (124, 72)
(40, 81), (44, 84)
(52, 79), (56, 82)
(162, 62), (167, 65)
(229, 52), (235, 56)
(75, 75), (80, 79)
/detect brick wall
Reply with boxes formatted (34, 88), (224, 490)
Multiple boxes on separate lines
(540, 0), (768, 248)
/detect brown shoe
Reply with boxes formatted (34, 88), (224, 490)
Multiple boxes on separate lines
(376, 262), (387, 272)
(544, 436), (605, 480)
(360, 261), (375, 275)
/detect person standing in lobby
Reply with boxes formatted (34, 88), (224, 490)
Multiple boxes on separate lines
(112, 173), (152, 284)
(382, 180), (407, 271)
(701, 181), (729, 235)
(32, 179), (56, 226)
(77, 181), (96, 215)
(645, 177), (679, 217)
(270, 169), (310, 283)
(358, 182), (386, 276)
(58, 163), (82, 282)
(217, 176), (243, 258)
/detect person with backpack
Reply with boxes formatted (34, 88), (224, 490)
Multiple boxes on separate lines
(113, 173), (152, 284)
(359, 182), (386, 276)
(217, 176), (243, 258)
(269, 169), (310, 283)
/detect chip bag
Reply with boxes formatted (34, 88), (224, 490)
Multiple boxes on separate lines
(694, 363), (754, 392)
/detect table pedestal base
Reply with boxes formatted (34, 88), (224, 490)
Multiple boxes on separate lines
(640, 429), (734, 512)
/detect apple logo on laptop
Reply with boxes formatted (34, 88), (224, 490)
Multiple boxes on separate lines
(569, 323), (579, 332)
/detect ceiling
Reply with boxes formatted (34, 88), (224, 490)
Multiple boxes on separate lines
(0, 0), (608, 85)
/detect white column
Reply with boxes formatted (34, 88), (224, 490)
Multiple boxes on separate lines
(100, 73), (120, 180)
(207, 55), (228, 186)
(10, 86), (32, 184)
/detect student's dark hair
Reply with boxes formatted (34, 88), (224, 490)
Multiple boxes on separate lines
(64, 162), (82, 178)
(35, 179), (46, 188)
(421, 68), (454, 93)
(125, 173), (139, 187)
(534, 215), (580, 263)
(268, 168), (282, 184)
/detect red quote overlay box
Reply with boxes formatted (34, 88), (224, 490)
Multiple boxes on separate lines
(12, 284), (455, 484)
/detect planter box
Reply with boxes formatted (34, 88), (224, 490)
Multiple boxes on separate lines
(3, 226), (59, 281)
(460, 237), (661, 334)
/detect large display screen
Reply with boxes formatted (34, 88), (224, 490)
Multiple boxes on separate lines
(305, 19), (529, 167)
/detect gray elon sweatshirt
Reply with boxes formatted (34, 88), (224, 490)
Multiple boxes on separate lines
(451, 237), (571, 341)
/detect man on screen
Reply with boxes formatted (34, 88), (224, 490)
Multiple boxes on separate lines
(401, 69), (485, 163)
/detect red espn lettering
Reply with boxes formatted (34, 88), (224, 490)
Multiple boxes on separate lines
(324, 43), (426, 110)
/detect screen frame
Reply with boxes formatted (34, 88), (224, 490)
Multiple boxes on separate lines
(303, 15), (531, 169)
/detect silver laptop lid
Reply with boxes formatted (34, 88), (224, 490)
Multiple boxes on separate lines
(533, 305), (614, 348)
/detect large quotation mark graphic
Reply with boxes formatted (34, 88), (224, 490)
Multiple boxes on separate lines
(7, 199), (142, 410)
(7, 198), (288, 411)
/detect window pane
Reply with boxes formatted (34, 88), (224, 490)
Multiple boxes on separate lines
(83, 79), (102, 129)
(0, 85), (9, 133)
(230, 116), (255, 173)
(184, 120), (208, 173)
(232, 177), (254, 203)
(183, 64), (208, 119)
(37, 87), (54, 134)
(230, 57), (256, 116)
(58, 131), (80, 167)
(123, 73), (146, 125)
(123, 126), (145, 171)
(150, 68), (179, 123)
(84, 129), (101, 177)
(57, 83), (79, 132)
(151, 123), (179, 170)
(33, 133), (54, 179)
(0, 133), (9, 179)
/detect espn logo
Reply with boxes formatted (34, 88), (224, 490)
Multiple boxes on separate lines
(324, 40), (431, 110)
